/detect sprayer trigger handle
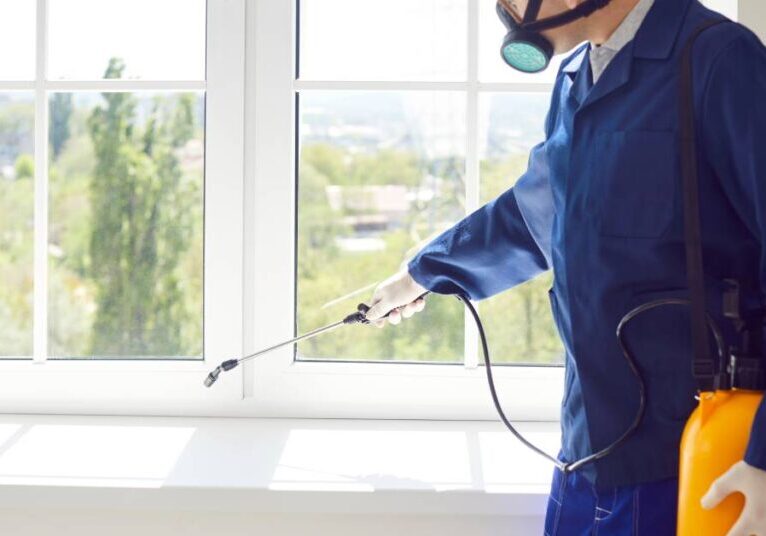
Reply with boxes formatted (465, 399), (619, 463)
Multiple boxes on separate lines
(357, 292), (430, 320)
(356, 302), (399, 320)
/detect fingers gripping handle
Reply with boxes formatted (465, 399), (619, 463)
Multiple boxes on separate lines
(353, 292), (431, 324)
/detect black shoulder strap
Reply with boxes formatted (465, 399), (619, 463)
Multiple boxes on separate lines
(679, 19), (726, 392)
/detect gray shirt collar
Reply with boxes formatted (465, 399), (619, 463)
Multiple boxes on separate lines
(589, 0), (655, 82)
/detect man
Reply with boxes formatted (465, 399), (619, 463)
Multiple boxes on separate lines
(364, 0), (766, 533)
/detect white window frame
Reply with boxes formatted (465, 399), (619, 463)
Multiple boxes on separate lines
(2, 0), (745, 419)
(0, 0), (247, 415)
(242, 0), (564, 422)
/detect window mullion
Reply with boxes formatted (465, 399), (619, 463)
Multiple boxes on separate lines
(33, 0), (49, 364)
(464, 0), (480, 370)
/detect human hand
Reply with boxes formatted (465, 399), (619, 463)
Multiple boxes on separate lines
(364, 270), (428, 328)
(701, 460), (766, 536)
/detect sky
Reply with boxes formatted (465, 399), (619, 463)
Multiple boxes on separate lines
(0, 0), (205, 81)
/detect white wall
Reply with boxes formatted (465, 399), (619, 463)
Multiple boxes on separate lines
(0, 510), (541, 536)
(740, 0), (766, 40)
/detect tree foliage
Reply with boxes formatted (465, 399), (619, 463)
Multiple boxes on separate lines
(0, 65), (560, 365)
(85, 58), (199, 356)
(297, 142), (563, 364)
(50, 93), (73, 159)
(14, 154), (34, 180)
(0, 174), (33, 355)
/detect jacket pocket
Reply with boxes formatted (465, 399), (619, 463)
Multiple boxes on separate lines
(592, 130), (677, 239)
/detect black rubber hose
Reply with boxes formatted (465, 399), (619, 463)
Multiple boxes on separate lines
(458, 294), (726, 474)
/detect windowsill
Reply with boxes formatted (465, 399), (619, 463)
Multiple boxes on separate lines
(0, 414), (559, 516)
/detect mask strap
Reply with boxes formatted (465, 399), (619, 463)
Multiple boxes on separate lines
(524, 0), (611, 32)
(497, 0), (523, 24)
(523, 0), (544, 23)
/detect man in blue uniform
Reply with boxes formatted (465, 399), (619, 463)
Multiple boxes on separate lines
(365, 0), (766, 533)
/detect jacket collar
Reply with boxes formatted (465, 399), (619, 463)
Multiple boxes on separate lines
(562, 43), (589, 79)
(561, 0), (689, 77)
(565, 45), (593, 107)
(560, 0), (692, 111)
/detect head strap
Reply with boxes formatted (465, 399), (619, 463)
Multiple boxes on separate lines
(524, 0), (544, 23)
(498, 0), (612, 33)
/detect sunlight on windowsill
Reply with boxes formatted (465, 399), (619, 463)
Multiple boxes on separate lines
(0, 424), (195, 488)
(0, 416), (559, 503)
(269, 428), (558, 494)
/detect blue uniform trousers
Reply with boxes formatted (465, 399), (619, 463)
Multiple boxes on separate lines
(544, 469), (678, 536)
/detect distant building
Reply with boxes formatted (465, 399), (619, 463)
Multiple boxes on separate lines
(325, 184), (410, 234)
(325, 184), (413, 252)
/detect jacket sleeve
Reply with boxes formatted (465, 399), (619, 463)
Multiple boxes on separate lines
(407, 138), (554, 301)
(700, 27), (766, 470)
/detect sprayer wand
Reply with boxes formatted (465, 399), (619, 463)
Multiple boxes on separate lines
(202, 289), (693, 476)
(203, 304), (374, 387)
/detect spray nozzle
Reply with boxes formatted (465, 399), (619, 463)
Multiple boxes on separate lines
(203, 359), (240, 388)
(204, 366), (221, 388)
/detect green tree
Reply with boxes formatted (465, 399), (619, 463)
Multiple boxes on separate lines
(50, 93), (73, 159)
(294, 143), (563, 364)
(86, 58), (197, 356)
(0, 170), (34, 356)
(296, 142), (465, 362)
(14, 154), (34, 180)
(0, 100), (34, 163)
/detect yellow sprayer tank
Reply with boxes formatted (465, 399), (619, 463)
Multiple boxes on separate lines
(677, 389), (764, 535)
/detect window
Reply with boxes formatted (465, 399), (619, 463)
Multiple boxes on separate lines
(294, 0), (563, 366)
(4, 0), (738, 418)
(44, 0), (206, 360)
(246, 0), (563, 421)
(0, 0), (245, 411)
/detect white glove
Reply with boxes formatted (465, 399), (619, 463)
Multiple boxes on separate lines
(701, 460), (766, 535)
(365, 269), (428, 327)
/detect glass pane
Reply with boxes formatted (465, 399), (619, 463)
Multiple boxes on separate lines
(479, 0), (564, 84)
(479, 92), (563, 364)
(0, 2), (36, 80)
(299, 0), (467, 81)
(297, 91), (466, 362)
(48, 92), (205, 359)
(48, 0), (206, 80)
(0, 93), (35, 357)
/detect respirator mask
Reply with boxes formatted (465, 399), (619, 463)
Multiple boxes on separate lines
(497, 0), (612, 73)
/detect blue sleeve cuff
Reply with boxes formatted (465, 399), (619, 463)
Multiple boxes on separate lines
(407, 255), (438, 294)
(745, 396), (766, 470)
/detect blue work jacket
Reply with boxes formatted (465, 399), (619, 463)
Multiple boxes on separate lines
(408, 0), (766, 488)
